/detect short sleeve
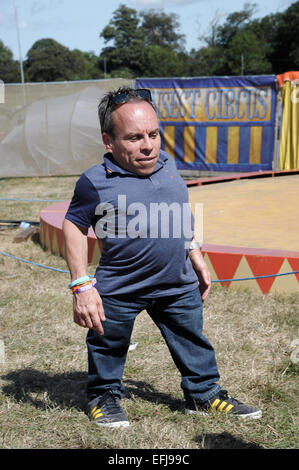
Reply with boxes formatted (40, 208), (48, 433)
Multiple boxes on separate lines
(64, 173), (100, 229)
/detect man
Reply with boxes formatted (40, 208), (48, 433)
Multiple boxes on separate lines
(63, 87), (262, 428)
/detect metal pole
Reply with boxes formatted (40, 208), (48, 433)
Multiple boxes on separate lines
(13, 0), (26, 103)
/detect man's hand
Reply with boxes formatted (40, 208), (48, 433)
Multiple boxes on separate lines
(62, 219), (106, 334)
(73, 287), (106, 335)
(189, 249), (211, 301)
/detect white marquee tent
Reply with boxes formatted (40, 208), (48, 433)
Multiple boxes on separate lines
(0, 78), (131, 177)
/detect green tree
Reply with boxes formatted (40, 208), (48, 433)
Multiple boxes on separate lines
(214, 2), (257, 48)
(71, 49), (104, 80)
(194, 3), (272, 76)
(99, 4), (186, 77)
(140, 9), (185, 52)
(100, 4), (144, 76)
(101, 4), (141, 49)
(24, 39), (84, 82)
(266, 1), (299, 73)
(226, 29), (272, 75)
(142, 45), (185, 77)
(185, 46), (220, 77)
(0, 40), (20, 83)
(248, 13), (282, 72)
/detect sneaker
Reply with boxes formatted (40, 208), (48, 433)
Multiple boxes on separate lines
(185, 389), (262, 419)
(88, 390), (130, 428)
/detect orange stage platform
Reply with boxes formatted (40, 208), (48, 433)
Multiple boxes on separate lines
(40, 170), (299, 295)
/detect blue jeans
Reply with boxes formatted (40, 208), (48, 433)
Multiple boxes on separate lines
(86, 287), (221, 403)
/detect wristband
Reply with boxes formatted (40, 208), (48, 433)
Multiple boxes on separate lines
(71, 281), (91, 293)
(71, 278), (96, 294)
(73, 283), (94, 294)
(68, 276), (91, 289)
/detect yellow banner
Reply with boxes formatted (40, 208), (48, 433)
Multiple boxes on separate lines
(152, 86), (273, 123)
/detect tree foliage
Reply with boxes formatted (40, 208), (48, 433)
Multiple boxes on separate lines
(0, 1), (298, 83)
(100, 4), (186, 77)
(98, 1), (299, 78)
(196, 1), (299, 76)
(139, 9), (185, 51)
(24, 38), (102, 82)
(0, 40), (20, 83)
(266, 1), (299, 72)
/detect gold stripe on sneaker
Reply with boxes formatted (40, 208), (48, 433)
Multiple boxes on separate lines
(224, 404), (234, 413)
(91, 406), (103, 419)
(217, 401), (228, 411)
(210, 398), (220, 410)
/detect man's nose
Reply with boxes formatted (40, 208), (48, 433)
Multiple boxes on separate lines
(141, 134), (153, 152)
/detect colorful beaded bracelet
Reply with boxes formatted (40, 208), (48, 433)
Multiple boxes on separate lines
(73, 283), (94, 294)
(68, 276), (91, 289)
(71, 281), (91, 293)
(71, 278), (96, 294)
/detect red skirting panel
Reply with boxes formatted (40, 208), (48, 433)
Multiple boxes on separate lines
(40, 201), (102, 265)
(202, 244), (299, 294)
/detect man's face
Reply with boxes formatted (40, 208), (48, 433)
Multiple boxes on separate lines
(102, 100), (161, 176)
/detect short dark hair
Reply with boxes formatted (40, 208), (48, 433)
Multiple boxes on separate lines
(98, 86), (156, 138)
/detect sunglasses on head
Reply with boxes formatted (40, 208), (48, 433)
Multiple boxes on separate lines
(110, 88), (152, 105)
(103, 88), (153, 131)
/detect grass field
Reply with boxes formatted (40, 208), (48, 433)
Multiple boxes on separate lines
(0, 176), (298, 450)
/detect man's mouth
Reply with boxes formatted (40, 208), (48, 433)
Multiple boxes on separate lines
(136, 156), (157, 164)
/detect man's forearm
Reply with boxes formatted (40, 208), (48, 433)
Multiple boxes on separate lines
(62, 219), (105, 335)
(62, 219), (89, 281)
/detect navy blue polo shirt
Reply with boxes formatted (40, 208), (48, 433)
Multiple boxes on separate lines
(65, 150), (198, 297)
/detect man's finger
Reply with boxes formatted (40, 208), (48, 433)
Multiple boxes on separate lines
(86, 308), (104, 335)
(97, 301), (106, 322)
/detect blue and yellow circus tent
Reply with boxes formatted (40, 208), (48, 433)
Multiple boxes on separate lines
(136, 76), (277, 172)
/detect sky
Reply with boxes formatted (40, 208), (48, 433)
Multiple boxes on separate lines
(0, 0), (296, 61)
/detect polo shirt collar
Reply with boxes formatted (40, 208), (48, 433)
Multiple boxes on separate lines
(104, 152), (168, 176)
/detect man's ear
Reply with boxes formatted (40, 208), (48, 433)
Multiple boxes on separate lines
(102, 132), (113, 152)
